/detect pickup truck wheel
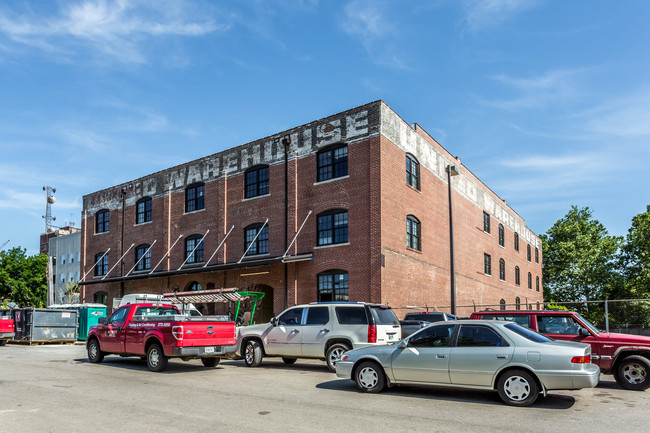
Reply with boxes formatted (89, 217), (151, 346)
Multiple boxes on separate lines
(282, 357), (297, 365)
(354, 361), (385, 393)
(326, 343), (350, 372)
(146, 343), (168, 372)
(201, 357), (221, 368)
(497, 369), (539, 406)
(87, 339), (104, 363)
(244, 340), (263, 367)
(615, 355), (650, 390)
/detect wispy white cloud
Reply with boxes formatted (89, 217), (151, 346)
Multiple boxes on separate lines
(480, 68), (585, 110)
(341, 0), (409, 70)
(580, 90), (650, 137)
(462, 0), (541, 32)
(0, 189), (80, 212)
(0, 0), (226, 64)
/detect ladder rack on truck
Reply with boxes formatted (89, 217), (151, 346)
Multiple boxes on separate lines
(162, 288), (265, 325)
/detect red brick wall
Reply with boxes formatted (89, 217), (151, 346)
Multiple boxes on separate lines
(81, 101), (542, 319)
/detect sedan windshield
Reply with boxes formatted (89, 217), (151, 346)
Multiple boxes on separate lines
(505, 323), (553, 343)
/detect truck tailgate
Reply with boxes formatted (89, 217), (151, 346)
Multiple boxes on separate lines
(175, 321), (236, 347)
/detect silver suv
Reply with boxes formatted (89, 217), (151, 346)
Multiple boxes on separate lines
(236, 302), (401, 372)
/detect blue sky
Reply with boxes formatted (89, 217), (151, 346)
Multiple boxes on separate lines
(1, 0), (648, 255)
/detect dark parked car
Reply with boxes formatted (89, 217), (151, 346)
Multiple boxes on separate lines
(400, 312), (459, 338)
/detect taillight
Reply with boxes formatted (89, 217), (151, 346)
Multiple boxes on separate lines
(172, 325), (184, 340)
(368, 325), (377, 343)
(571, 355), (591, 364)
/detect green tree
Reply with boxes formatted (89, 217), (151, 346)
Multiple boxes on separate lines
(619, 205), (650, 298)
(541, 206), (622, 309)
(63, 281), (80, 304)
(0, 247), (47, 307)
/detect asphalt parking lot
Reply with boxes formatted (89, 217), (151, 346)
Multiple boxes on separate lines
(0, 344), (648, 433)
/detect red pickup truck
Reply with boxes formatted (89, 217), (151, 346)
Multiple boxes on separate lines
(0, 311), (14, 346)
(86, 303), (236, 371)
(470, 309), (650, 391)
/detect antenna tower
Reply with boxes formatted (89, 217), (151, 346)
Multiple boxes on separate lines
(42, 186), (56, 233)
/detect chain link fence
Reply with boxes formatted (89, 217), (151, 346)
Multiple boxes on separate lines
(392, 299), (650, 336)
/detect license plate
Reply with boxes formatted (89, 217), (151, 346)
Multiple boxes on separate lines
(204, 347), (215, 354)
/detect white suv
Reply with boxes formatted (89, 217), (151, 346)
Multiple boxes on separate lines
(236, 302), (401, 372)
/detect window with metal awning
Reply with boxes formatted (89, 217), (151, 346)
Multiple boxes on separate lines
(79, 211), (315, 287)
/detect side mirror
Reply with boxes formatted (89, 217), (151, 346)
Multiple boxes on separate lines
(270, 317), (278, 327)
(398, 341), (408, 349)
(579, 327), (591, 337)
(98, 317), (107, 325)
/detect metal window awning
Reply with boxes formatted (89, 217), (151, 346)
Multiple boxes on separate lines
(79, 252), (313, 286)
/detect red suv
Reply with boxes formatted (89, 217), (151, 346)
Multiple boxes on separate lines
(470, 309), (650, 391)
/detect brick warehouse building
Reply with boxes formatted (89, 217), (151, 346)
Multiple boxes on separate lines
(80, 101), (543, 320)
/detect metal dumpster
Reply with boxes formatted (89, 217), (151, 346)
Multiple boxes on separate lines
(48, 304), (107, 340)
(11, 308), (78, 343)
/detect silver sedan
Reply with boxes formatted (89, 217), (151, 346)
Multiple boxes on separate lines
(336, 319), (600, 406)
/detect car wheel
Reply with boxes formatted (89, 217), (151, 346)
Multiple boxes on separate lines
(244, 340), (263, 367)
(0, 339), (8, 346)
(87, 338), (104, 363)
(326, 343), (351, 372)
(282, 357), (297, 365)
(201, 357), (221, 368)
(615, 355), (650, 390)
(146, 343), (168, 372)
(497, 369), (539, 406)
(354, 361), (386, 393)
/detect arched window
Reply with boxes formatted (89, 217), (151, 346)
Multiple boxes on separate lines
(527, 244), (531, 262)
(245, 165), (269, 198)
(96, 209), (109, 233)
(498, 224), (504, 247)
(185, 182), (204, 213)
(135, 244), (151, 271)
(515, 266), (520, 285)
(185, 234), (204, 264)
(244, 223), (269, 256)
(317, 270), (348, 302)
(528, 272), (532, 289)
(187, 281), (202, 291)
(94, 252), (109, 276)
(499, 299), (506, 310)
(317, 144), (348, 182)
(317, 209), (348, 246)
(407, 215), (421, 251)
(94, 291), (108, 306)
(406, 154), (420, 190)
(499, 259), (505, 281)
(514, 232), (519, 251)
(136, 197), (152, 224)
(536, 276), (540, 292)
(515, 297), (521, 311)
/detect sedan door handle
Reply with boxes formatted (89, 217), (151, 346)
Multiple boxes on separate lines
(497, 355), (508, 359)
(290, 330), (300, 334)
(320, 329), (330, 333)
(436, 354), (446, 359)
